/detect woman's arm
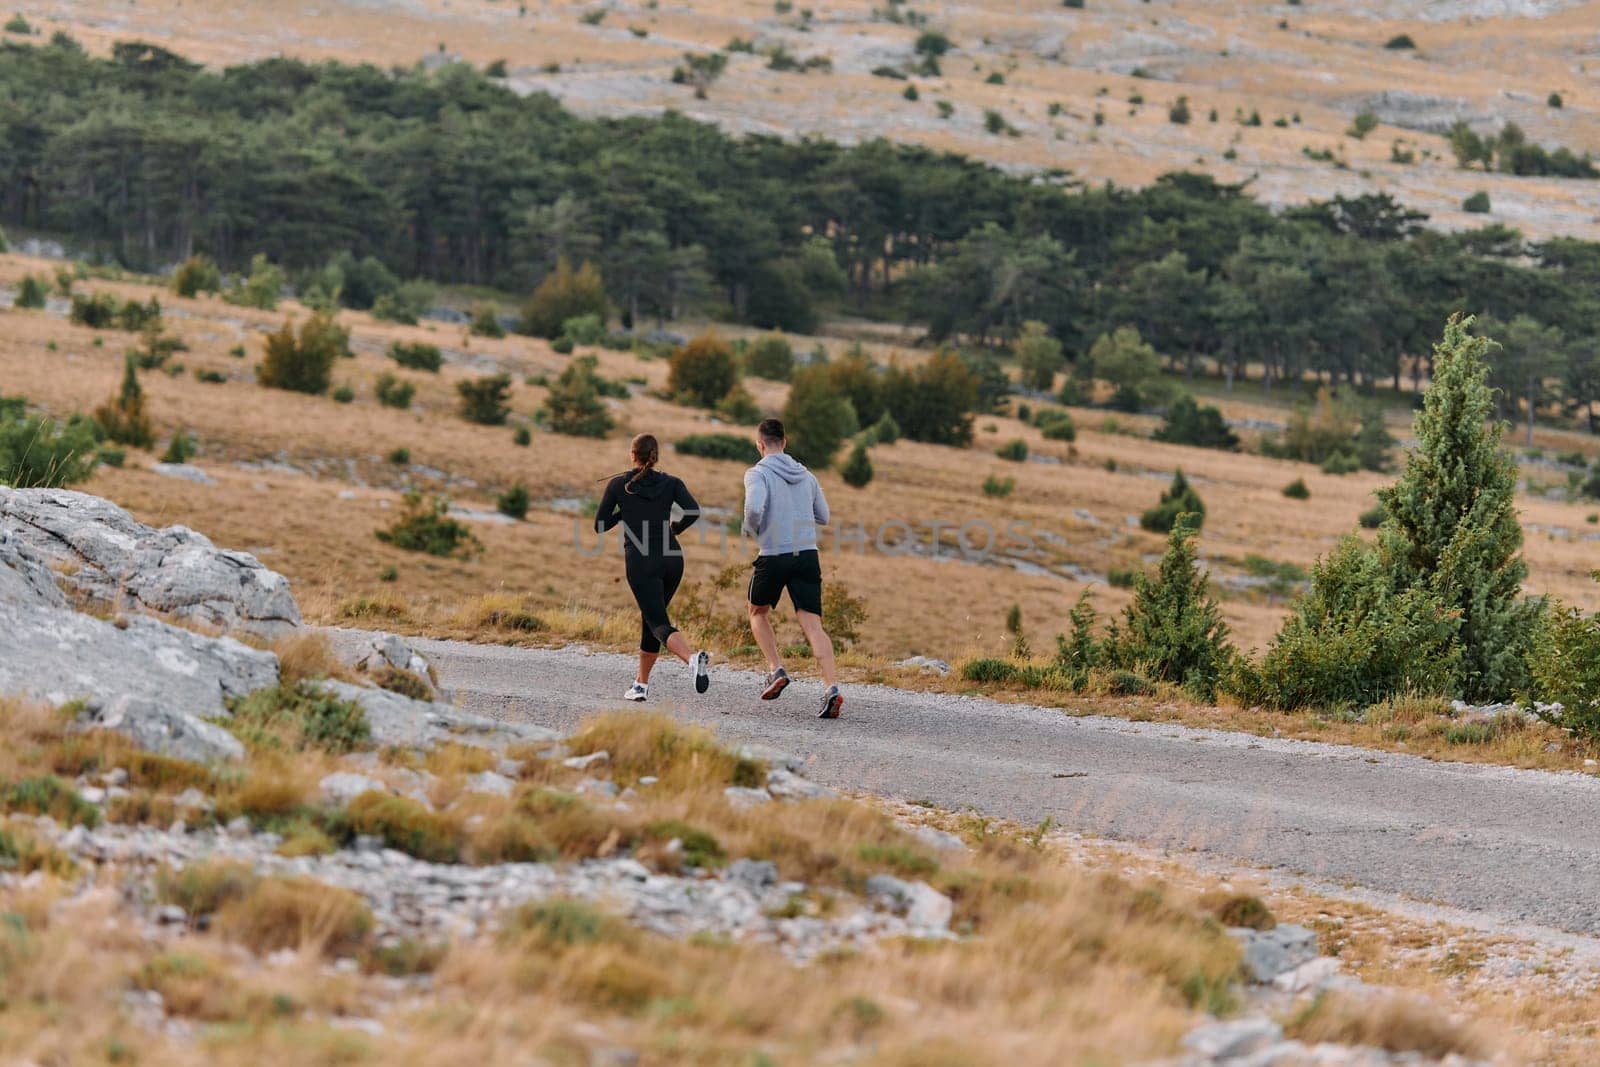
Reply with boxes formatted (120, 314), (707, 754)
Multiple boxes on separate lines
(670, 478), (700, 536)
(594, 478), (622, 533)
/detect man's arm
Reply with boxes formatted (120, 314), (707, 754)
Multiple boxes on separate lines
(742, 468), (768, 536)
(811, 475), (830, 527)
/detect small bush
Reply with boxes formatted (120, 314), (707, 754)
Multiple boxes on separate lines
(0, 403), (101, 489)
(95, 355), (154, 448)
(4, 13), (30, 34)
(215, 876), (374, 959)
(331, 384), (355, 404)
(1320, 450), (1361, 475)
(160, 431), (197, 464)
(1154, 396), (1238, 451)
(14, 274), (47, 309)
(457, 373), (513, 425)
(3, 775), (100, 827)
(1140, 470), (1205, 533)
(1463, 191), (1491, 214)
(172, 255), (222, 298)
(1384, 33), (1416, 49)
(226, 681), (371, 755)
(346, 792), (462, 863)
(388, 447), (411, 465)
(544, 356), (614, 438)
(560, 313), (606, 346)
(669, 333), (740, 407)
(377, 491), (482, 558)
(743, 333), (795, 381)
(388, 341), (443, 372)
(225, 254), (285, 311)
(521, 258), (606, 339)
(513, 426), (531, 446)
(1168, 96), (1191, 124)
(1035, 409), (1076, 442)
(1208, 893), (1276, 931)
(470, 303), (506, 338)
(258, 313), (345, 395)
(714, 383), (762, 425)
(497, 483), (530, 520)
(841, 441), (874, 488)
(1526, 582), (1600, 741)
(982, 475), (1015, 498)
(675, 433), (759, 464)
(375, 373), (415, 410)
(996, 439), (1028, 462)
(1282, 477), (1310, 500)
(155, 861), (258, 921)
(871, 411), (901, 444)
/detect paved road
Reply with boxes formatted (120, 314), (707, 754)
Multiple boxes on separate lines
(396, 636), (1600, 935)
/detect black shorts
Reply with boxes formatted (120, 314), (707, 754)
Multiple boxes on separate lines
(748, 549), (823, 616)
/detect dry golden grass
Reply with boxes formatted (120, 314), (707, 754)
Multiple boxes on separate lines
(214, 876), (376, 959)
(271, 630), (356, 686)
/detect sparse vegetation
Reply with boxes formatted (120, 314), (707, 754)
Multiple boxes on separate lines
(457, 373), (512, 425)
(376, 491), (482, 558)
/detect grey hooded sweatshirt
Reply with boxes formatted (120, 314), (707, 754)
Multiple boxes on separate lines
(743, 452), (830, 556)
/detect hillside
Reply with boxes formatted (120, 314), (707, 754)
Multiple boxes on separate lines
(16, 0), (1600, 239)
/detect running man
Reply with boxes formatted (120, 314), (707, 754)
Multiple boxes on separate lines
(742, 417), (843, 719)
(595, 433), (711, 701)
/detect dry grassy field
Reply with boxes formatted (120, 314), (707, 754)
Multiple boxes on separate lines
(4, 253), (1597, 676)
(18, 0), (1600, 239)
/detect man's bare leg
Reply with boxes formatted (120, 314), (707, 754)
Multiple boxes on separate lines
(748, 602), (783, 672)
(795, 610), (837, 688)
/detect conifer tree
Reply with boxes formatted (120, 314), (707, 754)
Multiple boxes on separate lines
(1377, 314), (1541, 700)
(1105, 514), (1232, 697)
(94, 354), (154, 448)
(1139, 469), (1206, 533)
(841, 440), (874, 487)
(544, 356), (614, 438)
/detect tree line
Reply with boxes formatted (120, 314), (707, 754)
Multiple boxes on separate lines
(1, 36), (1598, 431)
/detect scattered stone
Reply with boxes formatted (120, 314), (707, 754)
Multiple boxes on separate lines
(736, 743), (803, 772)
(895, 656), (951, 675)
(563, 750), (610, 771)
(225, 816), (253, 839)
(496, 758), (525, 778)
(316, 681), (554, 752)
(1233, 924), (1319, 983)
(345, 632), (436, 691)
(464, 771), (516, 798)
(864, 874), (953, 931)
(577, 778), (619, 799)
(155, 905), (188, 925)
(766, 767), (836, 801)
(150, 462), (217, 487)
(724, 859), (779, 893)
(911, 825), (967, 852)
(1181, 1017), (1283, 1060)
(723, 786), (772, 808)
(1271, 955), (1342, 994)
(319, 772), (387, 806)
(78, 785), (106, 805)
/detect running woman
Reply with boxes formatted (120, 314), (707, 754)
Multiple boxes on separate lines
(742, 418), (843, 719)
(594, 433), (710, 701)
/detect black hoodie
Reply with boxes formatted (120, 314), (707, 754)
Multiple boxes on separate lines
(594, 468), (700, 559)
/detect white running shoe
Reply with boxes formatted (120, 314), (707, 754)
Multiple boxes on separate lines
(623, 681), (648, 702)
(690, 651), (711, 694)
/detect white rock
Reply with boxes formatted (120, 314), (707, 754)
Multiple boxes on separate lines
(896, 656), (951, 675)
(865, 874), (953, 931)
(562, 750), (610, 771)
(464, 771), (516, 797)
(911, 826), (967, 852)
(1271, 955), (1342, 993)
(319, 772), (387, 806)
(723, 786), (772, 808)
(766, 768), (836, 801)
(1181, 1017), (1284, 1059)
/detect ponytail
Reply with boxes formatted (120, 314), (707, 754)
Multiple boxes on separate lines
(626, 433), (660, 493)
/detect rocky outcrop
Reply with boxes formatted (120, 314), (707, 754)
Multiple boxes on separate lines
(315, 681), (557, 752)
(0, 487), (301, 636)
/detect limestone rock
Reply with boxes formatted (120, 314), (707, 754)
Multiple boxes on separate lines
(315, 681), (556, 752)
(1233, 924), (1319, 983)
(319, 772), (387, 806)
(1181, 1017), (1284, 1060)
(766, 767), (836, 801)
(0, 487), (301, 636)
(865, 874), (953, 931)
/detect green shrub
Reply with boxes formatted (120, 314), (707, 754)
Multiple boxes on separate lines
(560, 313), (606, 346)
(331, 384), (355, 404)
(68, 291), (119, 329)
(1168, 95), (1191, 125)
(389, 341), (443, 372)
(497, 483), (530, 520)
(346, 792), (461, 864)
(0, 401), (100, 489)
(521, 258), (606, 339)
(373, 374), (413, 409)
(4, 14), (30, 34)
(227, 682), (371, 755)
(3, 776), (99, 828)
(544, 356), (614, 438)
(470, 303), (506, 339)
(1107, 567), (1137, 589)
(715, 383), (762, 425)
(1463, 191), (1490, 214)
(1384, 33), (1415, 49)
(160, 431), (197, 464)
(372, 281), (435, 325)
(1241, 537), (1459, 710)
(1358, 501), (1385, 529)
(783, 364), (858, 470)
(376, 491), (482, 558)
(841, 442), (874, 488)
(1035, 409), (1076, 442)
(1014, 320), (1064, 391)
(961, 658), (1019, 684)
(744, 333), (795, 381)
(457, 373), (512, 425)
(513, 425), (531, 446)
(550, 336), (574, 355)
(982, 475), (1015, 498)
(388, 447), (411, 465)
(1154, 396), (1238, 451)
(225, 254), (285, 311)
(871, 411), (901, 444)
(996, 439), (1028, 462)
(1320, 450), (1360, 475)
(1526, 578), (1600, 741)
(172, 255), (222, 298)
(257, 314), (344, 395)
(94, 355), (154, 448)
(1140, 470), (1205, 533)
(675, 433), (759, 464)
(15, 274), (47, 309)
(1282, 477), (1310, 500)
(881, 350), (979, 446)
(669, 333), (740, 407)
(1103, 515), (1232, 698)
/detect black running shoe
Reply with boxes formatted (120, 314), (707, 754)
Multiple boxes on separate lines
(760, 667), (790, 701)
(691, 650), (711, 694)
(818, 685), (843, 719)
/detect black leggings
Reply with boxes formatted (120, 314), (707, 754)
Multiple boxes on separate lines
(625, 553), (684, 654)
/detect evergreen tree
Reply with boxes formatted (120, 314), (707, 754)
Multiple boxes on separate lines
(782, 364), (858, 470)
(1140, 469), (1205, 532)
(841, 441), (874, 487)
(1104, 514), (1232, 697)
(94, 354), (154, 448)
(1377, 314), (1541, 701)
(543, 356), (614, 438)
(1014, 320), (1064, 391)
(14, 274), (46, 309)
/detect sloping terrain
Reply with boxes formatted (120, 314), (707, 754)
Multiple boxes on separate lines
(17, 0), (1600, 238)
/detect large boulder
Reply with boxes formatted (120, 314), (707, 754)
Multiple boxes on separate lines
(0, 599), (274, 761)
(0, 487), (301, 636)
(0, 528), (69, 611)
